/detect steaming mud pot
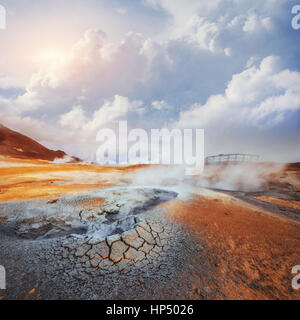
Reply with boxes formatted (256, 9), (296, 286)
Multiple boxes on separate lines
(1, 187), (177, 240)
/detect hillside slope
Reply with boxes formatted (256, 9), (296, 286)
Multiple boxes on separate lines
(0, 124), (79, 162)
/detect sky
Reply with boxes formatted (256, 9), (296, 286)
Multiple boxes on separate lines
(0, 0), (299, 162)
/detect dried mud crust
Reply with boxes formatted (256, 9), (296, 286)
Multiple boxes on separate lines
(0, 196), (199, 300)
(60, 217), (174, 272)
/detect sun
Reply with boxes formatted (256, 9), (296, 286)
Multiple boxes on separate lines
(37, 49), (66, 64)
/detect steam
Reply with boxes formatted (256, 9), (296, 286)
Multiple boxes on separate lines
(128, 162), (286, 195)
(129, 165), (198, 200)
(196, 163), (285, 191)
(52, 155), (75, 164)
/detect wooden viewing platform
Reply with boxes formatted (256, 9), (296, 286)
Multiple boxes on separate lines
(205, 153), (259, 165)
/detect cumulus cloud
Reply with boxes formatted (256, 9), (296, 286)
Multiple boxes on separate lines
(177, 56), (300, 129)
(83, 95), (144, 132)
(243, 14), (273, 33)
(0, 90), (43, 115)
(59, 105), (87, 130)
(181, 16), (222, 54)
(177, 9), (275, 56)
(14, 30), (150, 116)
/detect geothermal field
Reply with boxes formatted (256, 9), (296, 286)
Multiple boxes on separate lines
(0, 155), (299, 300)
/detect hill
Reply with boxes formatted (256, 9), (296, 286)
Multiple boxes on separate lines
(0, 124), (80, 162)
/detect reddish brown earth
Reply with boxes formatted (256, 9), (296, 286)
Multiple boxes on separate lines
(0, 124), (79, 162)
(165, 193), (300, 299)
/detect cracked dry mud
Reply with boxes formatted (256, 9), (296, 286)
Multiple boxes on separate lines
(0, 187), (198, 300)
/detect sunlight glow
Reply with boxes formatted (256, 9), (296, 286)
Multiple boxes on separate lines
(37, 49), (67, 64)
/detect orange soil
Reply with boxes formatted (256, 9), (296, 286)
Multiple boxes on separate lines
(0, 158), (148, 202)
(0, 183), (111, 202)
(254, 195), (300, 210)
(165, 195), (300, 300)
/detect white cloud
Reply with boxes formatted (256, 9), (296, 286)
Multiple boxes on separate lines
(84, 95), (144, 132)
(0, 90), (43, 115)
(243, 13), (273, 33)
(55, 95), (146, 160)
(176, 8), (276, 56)
(12, 29), (149, 117)
(151, 100), (169, 110)
(177, 56), (300, 132)
(181, 16), (222, 53)
(59, 105), (87, 130)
